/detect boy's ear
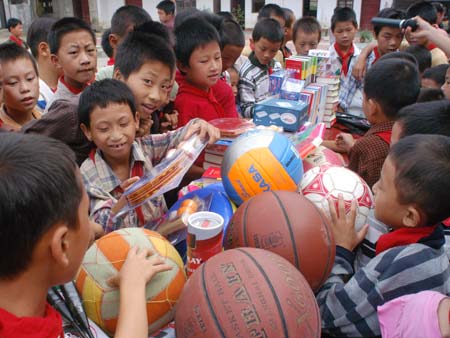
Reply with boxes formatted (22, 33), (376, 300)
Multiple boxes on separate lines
(366, 97), (379, 118)
(250, 38), (255, 51)
(38, 42), (50, 58)
(80, 123), (92, 141)
(50, 54), (63, 70)
(135, 111), (140, 130)
(113, 68), (123, 81)
(177, 60), (189, 74)
(49, 224), (70, 268)
(109, 33), (120, 53)
(402, 205), (422, 228)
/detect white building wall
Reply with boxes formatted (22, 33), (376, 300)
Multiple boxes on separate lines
(317, 0), (362, 30)
(221, 0), (230, 12)
(380, 0), (393, 9)
(94, 0), (124, 29)
(197, 0), (214, 11)
(143, 0), (159, 21)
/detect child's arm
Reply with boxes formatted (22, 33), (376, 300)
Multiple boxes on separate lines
(351, 41), (377, 81)
(239, 74), (257, 118)
(337, 72), (363, 113)
(109, 246), (172, 338)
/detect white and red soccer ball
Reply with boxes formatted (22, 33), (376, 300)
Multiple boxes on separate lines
(302, 146), (346, 173)
(300, 165), (374, 232)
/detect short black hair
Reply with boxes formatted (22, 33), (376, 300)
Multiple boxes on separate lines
(115, 30), (175, 78)
(6, 18), (21, 31)
(26, 16), (58, 58)
(0, 133), (81, 278)
(422, 64), (449, 86)
(257, 3), (285, 21)
(292, 17), (322, 43)
(378, 51), (419, 69)
(373, 8), (405, 36)
(406, 1), (437, 24)
(111, 5), (152, 37)
(174, 7), (200, 30)
(78, 79), (137, 128)
(101, 28), (113, 58)
(135, 20), (174, 47)
(282, 7), (295, 28)
(331, 7), (358, 31)
(219, 18), (245, 48)
(253, 17), (284, 43)
(174, 17), (220, 68)
(396, 100), (450, 137)
(364, 59), (420, 119)
(417, 87), (445, 102)
(390, 134), (450, 225)
(217, 11), (235, 21)
(432, 2), (445, 14)
(404, 44), (432, 73)
(157, 0), (175, 15)
(0, 43), (38, 76)
(48, 17), (96, 54)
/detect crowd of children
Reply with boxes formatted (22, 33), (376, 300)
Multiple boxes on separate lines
(0, 1), (449, 337)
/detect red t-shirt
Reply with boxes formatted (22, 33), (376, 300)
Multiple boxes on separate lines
(174, 72), (237, 127)
(0, 303), (64, 338)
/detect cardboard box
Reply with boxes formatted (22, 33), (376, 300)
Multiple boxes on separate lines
(269, 70), (285, 95)
(254, 98), (309, 132)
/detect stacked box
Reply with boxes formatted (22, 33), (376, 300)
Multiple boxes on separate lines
(316, 76), (340, 127)
(280, 78), (305, 101)
(254, 98), (309, 132)
(269, 70), (285, 96)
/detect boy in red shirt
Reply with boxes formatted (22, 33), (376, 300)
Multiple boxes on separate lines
(0, 133), (172, 338)
(174, 17), (237, 126)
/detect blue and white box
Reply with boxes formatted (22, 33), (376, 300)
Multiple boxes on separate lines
(254, 98), (309, 132)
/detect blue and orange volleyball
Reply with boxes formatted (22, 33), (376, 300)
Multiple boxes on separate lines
(221, 129), (303, 205)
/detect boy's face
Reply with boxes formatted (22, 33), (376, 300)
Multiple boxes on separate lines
(405, 29), (427, 46)
(421, 77), (440, 89)
(294, 30), (320, 56)
(376, 26), (403, 56)
(81, 102), (139, 165)
(333, 21), (357, 49)
(372, 157), (407, 229)
(157, 9), (172, 24)
(229, 70), (239, 97)
(271, 15), (286, 31)
(221, 44), (243, 72)
(251, 37), (282, 65)
(10, 24), (23, 39)
(184, 41), (222, 91)
(119, 60), (172, 119)
(66, 178), (93, 280)
(441, 67), (450, 99)
(52, 29), (97, 89)
(3, 58), (39, 114)
(285, 15), (295, 42)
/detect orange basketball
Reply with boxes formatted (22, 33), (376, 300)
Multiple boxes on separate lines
(75, 228), (186, 335)
(224, 190), (335, 291)
(175, 248), (321, 338)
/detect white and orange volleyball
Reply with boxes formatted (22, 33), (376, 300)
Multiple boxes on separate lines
(75, 228), (186, 335)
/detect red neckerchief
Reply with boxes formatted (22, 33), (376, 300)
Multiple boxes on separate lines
(89, 148), (146, 225)
(427, 43), (437, 51)
(443, 218), (450, 226)
(375, 225), (438, 255)
(373, 47), (381, 64)
(0, 302), (64, 338)
(373, 130), (392, 145)
(59, 76), (85, 95)
(334, 43), (355, 76)
(107, 57), (114, 66)
(9, 35), (22, 47)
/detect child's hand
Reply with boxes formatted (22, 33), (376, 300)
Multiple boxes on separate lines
(160, 111), (178, 132)
(328, 195), (368, 251)
(108, 246), (172, 288)
(335, 133), (354, 153)
(184, 119), (220, 144)
(137, 117), (153, 137)
(111, 176), (140, 215)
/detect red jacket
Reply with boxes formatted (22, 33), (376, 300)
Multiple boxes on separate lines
(175, 72), (237, 127)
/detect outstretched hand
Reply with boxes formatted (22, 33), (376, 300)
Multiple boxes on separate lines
(184, 119), (220, 145)
(328, 195), (368, 251)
